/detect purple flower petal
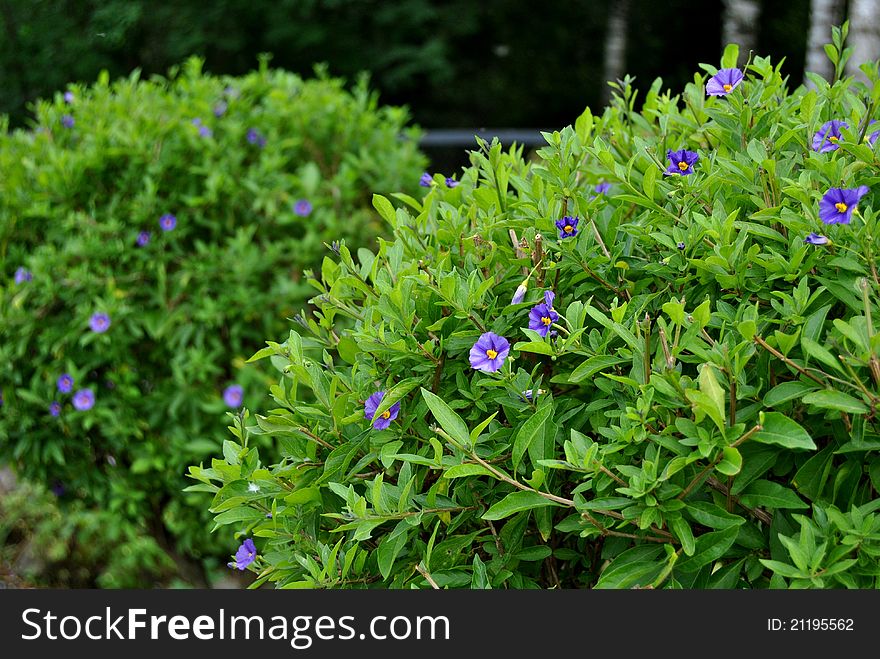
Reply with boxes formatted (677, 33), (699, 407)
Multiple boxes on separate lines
(223, 384), (243, 408)
(804, 232), (829, 245)
(665, 149), (699, 176)
(819, 186), (870, 225)
(57, 373), (74, 393)
(89, 313), (111, 333)
(706, 68), (744, 96)
(469, 332), (511, 372)
(555, 216), (579, 239)
(72, 389), (95, 411)
(812, 120), (848, 152)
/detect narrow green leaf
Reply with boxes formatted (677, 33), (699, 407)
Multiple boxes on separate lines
(421, 388), (471, 447)
(512, 405), (553, 471)
(752, 412), (816, 450)
(482, 491), (561, 521)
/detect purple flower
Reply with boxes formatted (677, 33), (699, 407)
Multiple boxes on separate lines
(665, 149), (699, 176)
(865, 120), (880, 146)
(49, 401), (61, 417)
(136, 231), (151, 247)
(89, 312), (111, 333)
(63, 91), (74, 104)
(191, 118), (202, 126)
(812, 120), (847, 152)
(363, 391), (401, 430)
(228, 538), (257, 570)
(511, 281), (528, 305)
(594, 182), (611, 195)
(469, 332), (510, 373)
(57, 373), (74, 393)
(804, 232), (830, 245)
(159, 213), (177, 231)
(445, 177), (459, 188)
(528, 291), (559, 338)
(198, 125), (213, 138)
(677, 241), (686, 250)
(72, 389), (95, 411)
(213, 101), (228, 117)
(61, 114), (75, 128)
(223, 384), (243, 408)
(706, 68), (744, 96)
(293, 199), (313, 217)
(555, 216), (579, 239)
(51, 481), (65, 497)
(0, 390), (3, 406)
(520, 388), (545, 401)
(819, 186), (870, 225)
(246, 128), (266, 148)
(14, 267), (32, 285)
(419, 172), (433, 187)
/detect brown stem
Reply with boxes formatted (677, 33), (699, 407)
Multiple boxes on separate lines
(753, 335), (827, 386)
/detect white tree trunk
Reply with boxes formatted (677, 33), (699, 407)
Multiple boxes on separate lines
(847, 0), (880, 80)
(722, 0), (761, 63)
(805, 0), (844, 83)
(601, 0), (629, 104)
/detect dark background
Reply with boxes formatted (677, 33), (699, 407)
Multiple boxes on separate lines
(0, 0), (810, 143)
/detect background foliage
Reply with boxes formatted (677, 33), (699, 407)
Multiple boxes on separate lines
(0, 57), (425, 586)
(0, 0), (810, 132)
(194, 40), (880, 589)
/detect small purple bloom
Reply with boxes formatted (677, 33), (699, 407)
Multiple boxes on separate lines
(14, 267), (32, 285)
(594, 182), (611, 195)
(61, 114), (75, 128)
(213, 101), (228, 117)
(866, 120), (880, 146)
(812, 120), (847, 152)
(72, 389), (95, 411)
(511, 281), (528, 305)
(293, 199), (313, 217)
(246, 128), (266, 147)
(136, 231), (151, 247)
(49, 401), (61, 417)
(804, 232), (830, 245)
(555, 216), (579, 239)
(89, 312), (111, 333)
(665, 149), (699, 176)
(223, 384), (243, 408)
(445, 177), (459, 188)
(469, 332), (510, 373)
(419, 172), (433, 187)
(520, 388), (545, 401)
(159, 213), (177, 231)
(63, 91), (75, 104)
(363, 391), (401, 430)
(528, 291), (559, 338)
(0, 390), (3, 406)
(57, 373), (74, 393)
(706, 68), (744, 96)
(51, 481), (65, 497)
(677, 241), (686, 250)
(228, 538), (257, 570)
(191, 118), (202, 126)
(819, 186), (870, 225)
(198, 125), (213, 138)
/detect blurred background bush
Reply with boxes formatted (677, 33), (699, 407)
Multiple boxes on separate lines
(0, 57), (424, 587)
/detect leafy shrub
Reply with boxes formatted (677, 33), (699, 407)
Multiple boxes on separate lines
(193, 37), (880, 589)
(0, 56), (426, 586)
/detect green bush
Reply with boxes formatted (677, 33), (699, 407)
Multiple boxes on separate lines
(0, 56), (426, 586)
(193, 38), (880, 589)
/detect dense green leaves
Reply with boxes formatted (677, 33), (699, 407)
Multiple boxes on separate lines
(194, 43), (880, 589)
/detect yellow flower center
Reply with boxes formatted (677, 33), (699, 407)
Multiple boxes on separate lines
(829, 136), (838, 142)
(678, 161), (689, 171)
(542, 316), (552, 326)
(835, 202), (848, 213)
(723, 84), (732, 92)
(564, 225), (573, 233)
(486, 349), (498, 359)
(381, 410), (391, 419)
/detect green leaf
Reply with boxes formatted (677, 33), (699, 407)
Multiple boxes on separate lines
(686, 364), (725, 431)
(675, 526), (739, 573)
(721, 43), (740, 69)
(443, 464), (497, 480)
(470, 411), (498, 443)
(716, 446), (742, 476)
(482, 491), (561, 521)
(513, 340), (556, 356)
(752, 412), (816, 450)
(739, 480), (808, 510)
(568, 355), (628, 383)
(512, 405), (553, 471)
(421, 388), (471, 448)
(802, 390), (869, 414)
(373, 377), (424, 418)
(670, 517), (696, 556)
(801, 336), (845, 374)
(595, 545), (666, 589)
(686, 501), (745, 529)
(762, 381), (820, 407)
(372, 193), (396, 224)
